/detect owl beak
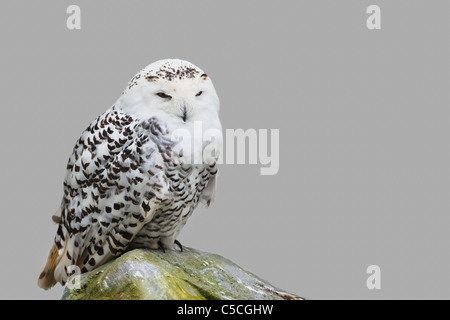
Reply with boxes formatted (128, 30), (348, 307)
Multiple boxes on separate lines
(182, 103), (187, 122)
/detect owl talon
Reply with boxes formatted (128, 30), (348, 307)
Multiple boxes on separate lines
(157, 240), (166, 253)
(174, 240), (183, 252)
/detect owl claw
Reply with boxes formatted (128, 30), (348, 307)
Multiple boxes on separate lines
(174, 240), (183, 252)
(157, 240), (166, 253)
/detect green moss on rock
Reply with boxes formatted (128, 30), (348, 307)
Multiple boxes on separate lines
(62, 247), (302, 300)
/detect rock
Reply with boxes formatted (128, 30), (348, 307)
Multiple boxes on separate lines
(62, 247), (303, 300)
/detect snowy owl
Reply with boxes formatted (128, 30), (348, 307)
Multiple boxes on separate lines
(38, 59), (222, 289)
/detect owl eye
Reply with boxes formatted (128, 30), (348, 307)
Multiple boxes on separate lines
(156, 92), (172, 99)
(195, 91), (203, 97)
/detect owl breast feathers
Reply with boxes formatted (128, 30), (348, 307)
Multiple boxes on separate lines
(38, 59), (222, 289)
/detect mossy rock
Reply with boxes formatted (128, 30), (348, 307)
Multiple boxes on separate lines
(62, 247), (303, 300)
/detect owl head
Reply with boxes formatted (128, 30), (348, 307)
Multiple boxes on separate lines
(115, 59), (220, 129)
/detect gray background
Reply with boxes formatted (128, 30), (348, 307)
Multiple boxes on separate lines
(0, 0), (449, 299)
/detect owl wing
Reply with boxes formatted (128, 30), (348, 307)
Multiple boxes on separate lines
(39, 109), (160, 289)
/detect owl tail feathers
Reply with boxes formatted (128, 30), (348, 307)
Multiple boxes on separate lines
(38, 243), (60, 290)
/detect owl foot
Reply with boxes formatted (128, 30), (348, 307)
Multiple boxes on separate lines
(174, 240), (183, 252)
(157, 240), (183, 252)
